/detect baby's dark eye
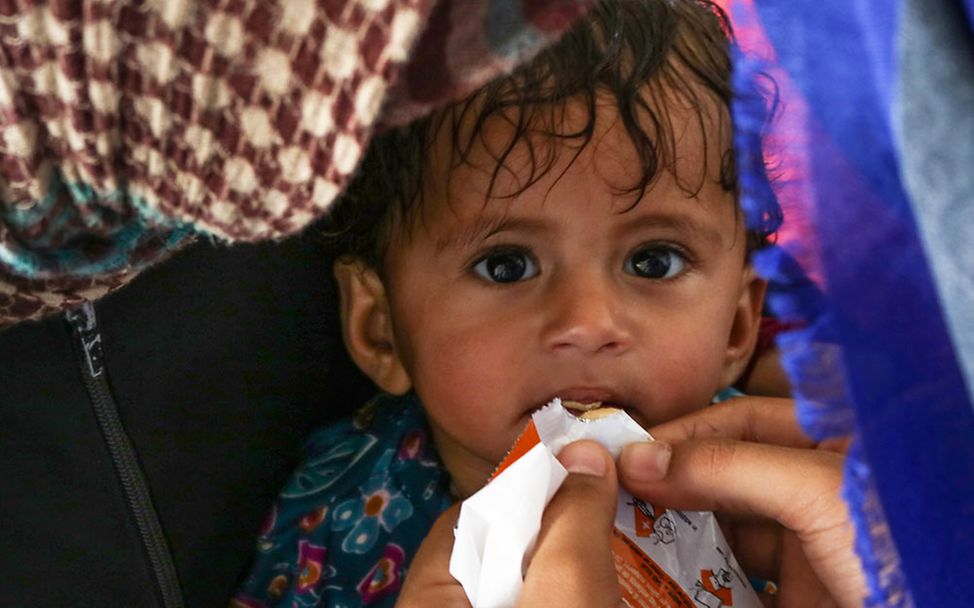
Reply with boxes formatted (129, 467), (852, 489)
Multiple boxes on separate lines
(472, 251), (539, 283)
(624, 245), (687, 279)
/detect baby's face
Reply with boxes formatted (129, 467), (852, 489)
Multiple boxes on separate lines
(379, 100), (763, 496)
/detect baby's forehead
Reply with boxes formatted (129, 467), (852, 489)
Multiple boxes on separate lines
(396, 135), (740, 259)
(410, 89), (732, 222)
(449, 82), (721, 164)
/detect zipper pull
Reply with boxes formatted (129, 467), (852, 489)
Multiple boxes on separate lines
(65, 301), (104, 378)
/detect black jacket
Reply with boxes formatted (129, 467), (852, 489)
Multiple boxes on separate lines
(0, 234), (373, 607)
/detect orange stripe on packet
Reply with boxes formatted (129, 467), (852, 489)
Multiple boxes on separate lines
(489, 421), (542, 481)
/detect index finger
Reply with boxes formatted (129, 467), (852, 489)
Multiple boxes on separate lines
(648, 396), (817, 449)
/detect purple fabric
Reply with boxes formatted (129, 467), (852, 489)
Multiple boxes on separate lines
(731, 0), (974, 604)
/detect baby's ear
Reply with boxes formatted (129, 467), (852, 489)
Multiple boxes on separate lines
(720, 265), (768, 387)
(333, 257), (412, 395)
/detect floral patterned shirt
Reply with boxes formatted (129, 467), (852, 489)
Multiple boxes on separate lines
(232, 394), (452, 607)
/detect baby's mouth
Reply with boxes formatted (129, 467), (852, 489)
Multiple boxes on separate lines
(532, 389), (633, 420)
(562, 400), (604, 414)
(561, 399), (625, 420)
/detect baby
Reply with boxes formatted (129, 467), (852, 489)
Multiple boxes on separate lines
(233, 0), (779, 605)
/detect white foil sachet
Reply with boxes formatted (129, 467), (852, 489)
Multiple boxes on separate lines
(449, 441), (567, 607)
(449, 399), (762, 608)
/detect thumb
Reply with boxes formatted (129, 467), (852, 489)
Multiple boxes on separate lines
(519, 440), (621, 607)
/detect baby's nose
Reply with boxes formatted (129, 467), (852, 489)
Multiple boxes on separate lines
(541, 277), (632, 356)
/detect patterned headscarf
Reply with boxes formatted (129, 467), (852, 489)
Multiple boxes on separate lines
(0, 0), (589, 323)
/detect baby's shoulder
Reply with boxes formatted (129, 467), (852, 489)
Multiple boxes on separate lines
(234, 394), (451, 606)
(281, 393), (441, 502)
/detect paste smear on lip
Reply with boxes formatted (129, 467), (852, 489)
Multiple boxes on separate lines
(450, 398), (762, 608)
(562, 399), (602, 412)
(562, 400), (621, 421)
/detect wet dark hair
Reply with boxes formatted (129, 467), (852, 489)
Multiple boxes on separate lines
(323, 0), (781, 268)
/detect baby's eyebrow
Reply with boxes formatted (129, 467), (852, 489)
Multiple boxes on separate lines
(618, 214), (726, 247)
(434, 215), (545, 253)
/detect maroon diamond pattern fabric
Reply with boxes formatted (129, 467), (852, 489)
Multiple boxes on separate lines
(0, 0), (590, 326)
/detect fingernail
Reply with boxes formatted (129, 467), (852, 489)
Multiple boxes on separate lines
(621, 441), (671, 483)
(558, 441), (608, 477)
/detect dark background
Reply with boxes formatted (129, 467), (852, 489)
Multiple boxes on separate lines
(0, 232), (374, 606)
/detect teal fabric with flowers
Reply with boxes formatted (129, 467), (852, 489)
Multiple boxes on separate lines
(232, 394), (452, 607)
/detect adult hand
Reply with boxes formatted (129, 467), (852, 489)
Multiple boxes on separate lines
(618, 396), (865, 607)
(398, 440), (623, 607)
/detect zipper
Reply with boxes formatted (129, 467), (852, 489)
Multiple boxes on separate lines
(66, 302), (185, 608)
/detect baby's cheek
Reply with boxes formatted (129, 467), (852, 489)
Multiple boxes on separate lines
(641, 354), (724, 423)
(414, 358), (513, 443)
(425, 398), (517, 473)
